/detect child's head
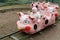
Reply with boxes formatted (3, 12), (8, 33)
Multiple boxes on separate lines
(32, 7), (37, 13)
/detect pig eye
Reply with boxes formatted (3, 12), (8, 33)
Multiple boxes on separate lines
(24, 20), (29, 25)
(52, 9), (55, 12)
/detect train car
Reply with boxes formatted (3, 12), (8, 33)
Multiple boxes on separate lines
(16, 2), (59, 34)
(30, 2), (59, 18)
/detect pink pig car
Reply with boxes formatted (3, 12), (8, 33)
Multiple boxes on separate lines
(30, 2), (59, 18)
(16, 6), (58, 34)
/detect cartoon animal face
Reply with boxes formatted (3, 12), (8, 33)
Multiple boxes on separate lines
(17, 2), (59, 34)
(17, 12), (36, 33)
(20, 15), (30, 24)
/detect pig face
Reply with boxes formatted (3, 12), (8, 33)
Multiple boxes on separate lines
(16, 12), (56, 34)
(16, 2), (59, 34)
(17, 13), (45, 34)
(30, 2), (41, 8)
(16, 14), (38, 34)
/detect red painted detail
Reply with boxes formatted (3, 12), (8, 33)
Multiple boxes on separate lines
(43, 17), (45, 20)
(44, 6), (47, 8)
(18, 13), (21, 16)
(55, 7), (59, 9)
(54, 12), (58, 17)
(25, 26), (31, 31)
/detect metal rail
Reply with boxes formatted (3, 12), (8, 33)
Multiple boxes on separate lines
(0, 31), (20, 39)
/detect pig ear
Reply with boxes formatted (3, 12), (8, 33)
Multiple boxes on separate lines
(17, 12), (24, 16)
(55, 6), (59, 9)
(17, 12), (21, 17)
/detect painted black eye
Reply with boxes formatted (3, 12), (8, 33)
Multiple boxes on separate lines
(45, 19), (48, 24)
(36, 5), (38, 8)
(34, 24), (37, 30)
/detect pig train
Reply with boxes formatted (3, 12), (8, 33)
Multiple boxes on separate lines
(16, 2), (59, 34)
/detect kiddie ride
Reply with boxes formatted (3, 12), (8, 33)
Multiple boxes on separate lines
(16, 2), (59, 34)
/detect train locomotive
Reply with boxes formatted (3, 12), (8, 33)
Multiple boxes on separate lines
(16, 2), (59, 34)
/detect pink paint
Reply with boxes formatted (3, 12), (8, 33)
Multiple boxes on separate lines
(17, 2), (59, 34)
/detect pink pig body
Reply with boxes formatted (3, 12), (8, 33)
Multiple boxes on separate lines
(17, 2), (59, 34)
(17, 12), (55, 34)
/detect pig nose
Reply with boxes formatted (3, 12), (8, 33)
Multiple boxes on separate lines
(54, 12), (58, 17)
(25, 26), (31, 31)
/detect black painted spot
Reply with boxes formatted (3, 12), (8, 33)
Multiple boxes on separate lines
(32, 4), (33, 6)
(45, 19), (48, 24)
(43, 17), (45, 20)
(34, 24), (37, 30)
(36, 5), (38, 8)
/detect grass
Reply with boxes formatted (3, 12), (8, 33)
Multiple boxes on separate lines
(0, 4), (30, 10)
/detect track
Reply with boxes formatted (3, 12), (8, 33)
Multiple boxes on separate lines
(0, 16), (60, 40)
(0, 30), (32, 40)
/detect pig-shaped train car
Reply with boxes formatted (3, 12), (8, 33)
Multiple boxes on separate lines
(16, 2), (59, 34)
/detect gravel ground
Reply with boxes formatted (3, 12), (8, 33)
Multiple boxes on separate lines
(0, 10), (19, 38)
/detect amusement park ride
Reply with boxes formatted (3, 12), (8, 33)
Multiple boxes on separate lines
(16, 2), (59, 34)
(0, 1), (60, 40)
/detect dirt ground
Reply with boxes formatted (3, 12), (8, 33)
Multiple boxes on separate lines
(0, 10), (60, 40)
(0, 10), (18, 37)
